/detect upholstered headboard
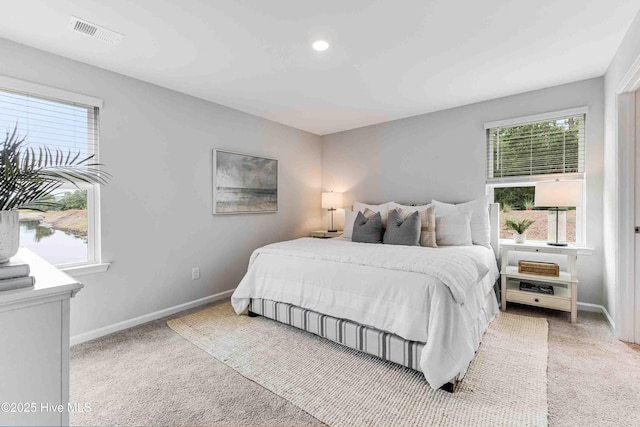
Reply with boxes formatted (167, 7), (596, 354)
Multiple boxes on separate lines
(489, 203), (500, 259)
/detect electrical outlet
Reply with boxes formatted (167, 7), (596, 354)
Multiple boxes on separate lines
(191, 267), (200, 280)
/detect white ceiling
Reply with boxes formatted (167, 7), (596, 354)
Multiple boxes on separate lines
(1, 0), (639, 135)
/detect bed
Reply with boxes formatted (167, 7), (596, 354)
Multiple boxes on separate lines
(231, 203), (501, 391)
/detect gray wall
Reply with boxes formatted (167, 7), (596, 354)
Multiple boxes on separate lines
(322, 78), (605, 306)
(603, 11), (640, 323)
(0, 38), (322, 337)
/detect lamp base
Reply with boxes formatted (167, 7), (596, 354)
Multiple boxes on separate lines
(327, 208), (337, 234)
(546, 209), (568, 247)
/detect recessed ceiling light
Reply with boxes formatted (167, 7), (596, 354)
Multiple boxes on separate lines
(312, 40), (330, 52)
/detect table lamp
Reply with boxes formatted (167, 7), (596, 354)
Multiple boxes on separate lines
(534, 180), (582, 246)
(321, 192), (343, 232)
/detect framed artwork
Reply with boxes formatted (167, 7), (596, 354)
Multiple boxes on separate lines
(212, 149), (278, 214)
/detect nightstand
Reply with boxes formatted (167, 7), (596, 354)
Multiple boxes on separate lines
(310, 230), (343, 239)
(500, 240), (592, 323)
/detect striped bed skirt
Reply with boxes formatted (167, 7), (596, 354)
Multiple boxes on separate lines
(249, 298), (424, 372)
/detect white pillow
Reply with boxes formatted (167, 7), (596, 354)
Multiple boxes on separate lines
(389, 202), (432, 213)
(435, 212), (473, 246)
(353, 201), (394, 227)
(432, 196), (490, 248)
(343, 210), (356, 239)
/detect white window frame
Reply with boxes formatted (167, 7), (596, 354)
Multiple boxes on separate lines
(485, 107), (588, 245)
(0, 75), (109, 276)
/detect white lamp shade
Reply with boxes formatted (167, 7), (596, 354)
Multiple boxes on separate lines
(321, 192), (343, 209)
(534, 180), (582, 207)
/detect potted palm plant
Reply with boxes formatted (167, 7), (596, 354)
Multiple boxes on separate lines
(0, 126), (109, 263)
(504, 219), (535, 244)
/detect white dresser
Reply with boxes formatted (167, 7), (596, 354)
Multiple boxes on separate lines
(0, 248), (83, 426)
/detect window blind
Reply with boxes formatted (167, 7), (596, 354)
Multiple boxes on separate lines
(0, 88), (98, 160)
(486, 113), (585, 183)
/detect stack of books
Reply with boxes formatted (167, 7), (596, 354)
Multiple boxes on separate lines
(0, 256), (35, 292)
(519, 281), (554, 295)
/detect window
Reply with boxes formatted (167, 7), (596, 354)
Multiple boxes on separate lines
(0, 76), (104, 268)
(485, 108), (586, 243)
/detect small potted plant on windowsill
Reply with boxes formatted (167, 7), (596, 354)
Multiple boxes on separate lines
(504, 219), (535, 244)
(0, 126), (110, 263)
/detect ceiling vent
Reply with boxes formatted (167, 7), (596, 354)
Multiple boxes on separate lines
(68, 16), (124, 45)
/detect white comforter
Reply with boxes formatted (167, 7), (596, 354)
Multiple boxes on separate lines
(231, 237), (500, 388)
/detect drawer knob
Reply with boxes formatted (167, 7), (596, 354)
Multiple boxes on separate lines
(534, 298), (539, 302)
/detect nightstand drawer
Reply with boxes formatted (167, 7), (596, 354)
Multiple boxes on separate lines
(506, 289), (571, 312)
(511, 246), (563, 254)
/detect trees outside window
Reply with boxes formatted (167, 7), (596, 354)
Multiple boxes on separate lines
(0, 85), (102, 267)
(486, 110), (585, 243)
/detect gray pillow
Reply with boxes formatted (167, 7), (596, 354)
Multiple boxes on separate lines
(383, 209), (420, 246)
(352, 211), (383, 244)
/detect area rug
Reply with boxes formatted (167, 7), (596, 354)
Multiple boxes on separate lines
(168, 303), (549, 427)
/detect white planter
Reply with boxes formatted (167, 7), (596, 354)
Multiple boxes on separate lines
(0, 210), (20, 263)
(513, 232), (526, 244)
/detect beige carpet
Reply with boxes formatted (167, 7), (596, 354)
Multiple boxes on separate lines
(508, 304), (640, 427)
(167, 303), (548, 427)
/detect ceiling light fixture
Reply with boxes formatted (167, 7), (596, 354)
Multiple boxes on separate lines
(312, 40), (330, 52)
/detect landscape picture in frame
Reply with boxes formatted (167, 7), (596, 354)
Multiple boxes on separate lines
(212, 150), (278, 214)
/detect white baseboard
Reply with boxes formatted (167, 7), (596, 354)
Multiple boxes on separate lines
(577, 302), (616, 330)
(70, 289), (235, 346)
(70, 291), (616, 346)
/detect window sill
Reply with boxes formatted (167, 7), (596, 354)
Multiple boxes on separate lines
(61, 262), (110, 277)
